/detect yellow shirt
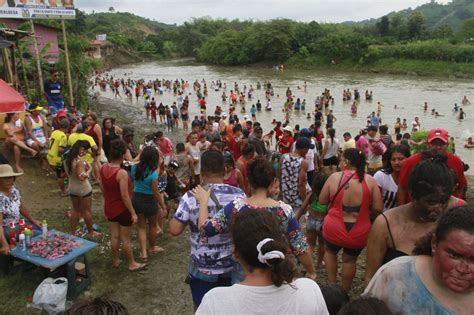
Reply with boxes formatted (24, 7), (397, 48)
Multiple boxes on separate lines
(68, 133), (97, 164)
(342, 138), (356, 151)
(47, 130), (68, 166)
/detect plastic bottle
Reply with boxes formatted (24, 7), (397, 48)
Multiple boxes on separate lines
(8, 222), (17, 246)
(25, 228), (32, 248)
(19, 233), (26, 251)
(42, 220), (48, 238)
(18, 219), (25, 235)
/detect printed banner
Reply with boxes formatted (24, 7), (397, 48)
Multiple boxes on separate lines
(0, 0), (75, 20)
(96, 34), (107, 41)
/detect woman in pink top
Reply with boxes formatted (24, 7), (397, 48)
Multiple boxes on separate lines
(355, 129), (369, 156)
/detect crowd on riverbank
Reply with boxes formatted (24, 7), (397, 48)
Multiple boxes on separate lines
(0, 70), (473, 314)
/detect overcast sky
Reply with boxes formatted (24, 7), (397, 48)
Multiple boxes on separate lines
(76, 0), (450, 25)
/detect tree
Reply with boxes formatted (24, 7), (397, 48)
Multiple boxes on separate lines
(457, 18), (474, 40)
(109, 7), (115, 13)
(376, 16), (390, 36)
(407, 11), (426, 39)
(432, 24), (453, 39)
(390, 13), (406, 40)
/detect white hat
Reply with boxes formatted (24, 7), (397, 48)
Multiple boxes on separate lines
(222, 113), (228, 118)
(283, 126), (293, 134)
(0, 164), (23, 177)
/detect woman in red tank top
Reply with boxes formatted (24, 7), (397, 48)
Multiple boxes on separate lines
(319, 148), (383, 291)
(100, 139), (146, 272)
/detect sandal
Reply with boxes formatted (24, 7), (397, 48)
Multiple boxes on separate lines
(149, 246), (164, 254)
(129, 263), (147, 272)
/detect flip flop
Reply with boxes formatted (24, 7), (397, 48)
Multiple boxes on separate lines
(149, 247), (164, 254)
(129, 263), (147, 272)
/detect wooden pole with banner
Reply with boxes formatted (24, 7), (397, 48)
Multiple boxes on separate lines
(30, 20), (44, 96)
(61, 19), (74, 108)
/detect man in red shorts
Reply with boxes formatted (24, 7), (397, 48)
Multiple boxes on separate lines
(397, 128), (467, 205)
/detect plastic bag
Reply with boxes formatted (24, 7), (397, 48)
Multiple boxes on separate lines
(32, 277), (68, 314)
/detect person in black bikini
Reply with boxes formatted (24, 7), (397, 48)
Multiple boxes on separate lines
(364, 158), (466, 286)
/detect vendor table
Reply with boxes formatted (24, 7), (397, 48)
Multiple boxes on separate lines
(10, 229), (97, 298)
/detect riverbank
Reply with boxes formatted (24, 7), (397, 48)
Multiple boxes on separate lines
(287, 55), (474, 79)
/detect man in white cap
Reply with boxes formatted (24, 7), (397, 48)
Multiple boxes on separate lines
(278, 126), (294, 154)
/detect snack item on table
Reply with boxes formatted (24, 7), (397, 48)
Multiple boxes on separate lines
(29, 233), (81, 260)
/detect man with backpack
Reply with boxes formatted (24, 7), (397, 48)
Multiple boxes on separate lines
(366, 125), (386, 175)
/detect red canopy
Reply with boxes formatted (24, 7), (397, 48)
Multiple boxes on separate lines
(0, 79), (26, 113)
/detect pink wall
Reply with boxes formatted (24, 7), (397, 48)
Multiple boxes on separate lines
(0, 18), (59, 63)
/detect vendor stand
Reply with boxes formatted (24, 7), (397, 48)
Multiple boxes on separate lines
(9, 229), (96, 298)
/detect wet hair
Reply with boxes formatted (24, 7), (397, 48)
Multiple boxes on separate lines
(381, 144), (411, 174)
(4, 112), (15, 123)
(241, 143), (255, 157)
(367, 125), (378, 133)
(319, 284), (349, 315)
(231, 209), (296, 287)
(343, 148), (366, 182)
(65, 297), (128, 315)
(155, 131), (164, 138)
(176, 142), (185, 153)
(66, 140), (91, 173)
(328, 128), (335, 145)
(134, 146), (159, 181)
(338, 297), (392, 315)
(223, 153), (235, 169)
(201, 150), (224, 177)
(108, 139), (127, 161)
(407, 159), (454, 201)
(310, 172), (329, 203)
(343, 132), (351, 138)
(395, 133), (402, 141)
(379, 125), (388, 135)
(413, 206), (474, 256)
(247, 157), (275, 190)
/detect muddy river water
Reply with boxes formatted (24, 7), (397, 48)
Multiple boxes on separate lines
(105, 59), (473, 174)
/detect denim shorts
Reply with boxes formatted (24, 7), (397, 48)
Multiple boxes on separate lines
(306, 216), (324, 232)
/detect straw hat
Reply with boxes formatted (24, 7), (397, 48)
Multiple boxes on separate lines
(0, 164), (23, 177)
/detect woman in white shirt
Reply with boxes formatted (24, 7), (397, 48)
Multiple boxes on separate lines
(373, 145), (410, 212)
(197, 209), (328, 315)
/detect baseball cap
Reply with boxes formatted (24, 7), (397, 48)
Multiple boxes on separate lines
(427, 128), (448, 143)
(299, 128), (313, 138)
(28, 104), (43, 112)
(295, 137), (314, 150)
(56, 110), (67, 118)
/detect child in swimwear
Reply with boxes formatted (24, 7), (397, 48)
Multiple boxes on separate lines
(296, 172), (329, 269)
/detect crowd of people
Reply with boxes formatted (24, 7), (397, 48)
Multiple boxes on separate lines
(0, 70), (472, 314)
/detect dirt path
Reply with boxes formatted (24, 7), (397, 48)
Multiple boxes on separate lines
(1, 95), (472, 314)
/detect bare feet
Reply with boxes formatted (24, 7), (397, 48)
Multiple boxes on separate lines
(87, 231), (102, 238)
(112, 259), (122, 268)
(15, 167), (24, 173)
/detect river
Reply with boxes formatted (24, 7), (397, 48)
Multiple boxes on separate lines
(103, 59), (474, 174)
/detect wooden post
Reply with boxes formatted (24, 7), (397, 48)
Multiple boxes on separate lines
(17, 40), (30, 97)
(10, 45), (18, 90)
(30, 20), (44, 96)
(2, 48), (14, 84)
(61, 19), (74, 108)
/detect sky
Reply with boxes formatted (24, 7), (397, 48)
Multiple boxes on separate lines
(76, 0), (451, 25)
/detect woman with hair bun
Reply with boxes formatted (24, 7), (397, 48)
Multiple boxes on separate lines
(319, 148), (383, 291)
(193, 156), (317, 280)
(196, 210), (329, 315)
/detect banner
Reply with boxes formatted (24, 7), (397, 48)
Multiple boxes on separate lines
(96, 34), (107, 41)
(0, 1), (75, 20)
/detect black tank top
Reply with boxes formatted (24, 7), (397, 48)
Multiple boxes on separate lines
(381, 213), (409, 264)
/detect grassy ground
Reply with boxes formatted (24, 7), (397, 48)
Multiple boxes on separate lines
(1, 95), (472, 314)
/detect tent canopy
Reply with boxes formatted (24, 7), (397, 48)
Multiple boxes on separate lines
(0, 79), (25, 113)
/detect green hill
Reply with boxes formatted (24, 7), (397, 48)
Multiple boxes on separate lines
(345, 0), (474, 30)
